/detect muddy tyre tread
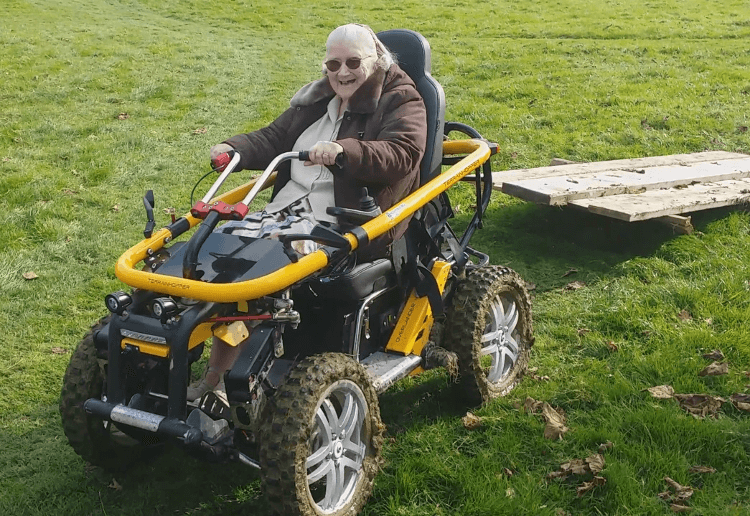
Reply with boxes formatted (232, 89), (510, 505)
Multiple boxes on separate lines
(445, 266), (533, 406)
(260, 352), (384, 516)
(59, 316), (145, 470)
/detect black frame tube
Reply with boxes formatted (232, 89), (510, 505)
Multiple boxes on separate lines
(106, 301), (224, 421)
(443, 122), (494, 250)
(183, 211), (221, 280)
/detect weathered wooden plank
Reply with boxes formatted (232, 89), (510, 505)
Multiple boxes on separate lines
(568, 178), (750, 222)
(502, 157), (750, 205)
(491, 151), (747, 191)
(655, 215), (694, 235)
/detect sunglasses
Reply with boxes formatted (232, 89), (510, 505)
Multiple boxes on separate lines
(324, 57), (368, 72)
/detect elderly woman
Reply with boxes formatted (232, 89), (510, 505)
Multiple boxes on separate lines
(188, 23), (428, 400)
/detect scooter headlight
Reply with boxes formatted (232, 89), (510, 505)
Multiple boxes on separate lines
(105, 291), (132, 315)
(152, 297), (179, 322)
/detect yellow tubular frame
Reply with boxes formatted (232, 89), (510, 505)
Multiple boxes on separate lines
(115, 139), (490, 303)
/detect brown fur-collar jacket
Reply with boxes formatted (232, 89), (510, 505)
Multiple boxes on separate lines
(223, 64), (427, 259)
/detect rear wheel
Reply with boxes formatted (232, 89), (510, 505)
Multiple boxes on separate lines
(445, 266), (533, 405)
(59, 316), (157, 470)
(260, 353), (384, 516)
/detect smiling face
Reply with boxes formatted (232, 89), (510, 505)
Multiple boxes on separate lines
(324, 25), (377, 106)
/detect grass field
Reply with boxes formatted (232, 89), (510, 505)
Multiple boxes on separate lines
(1, 0), (749, 514)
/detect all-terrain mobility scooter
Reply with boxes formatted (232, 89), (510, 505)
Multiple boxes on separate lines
(60, 30), (533, 515)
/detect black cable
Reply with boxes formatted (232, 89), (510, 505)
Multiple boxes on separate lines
(189, 166), (221, 208)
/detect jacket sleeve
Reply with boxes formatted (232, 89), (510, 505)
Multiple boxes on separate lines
(334, 87), (427, 185)
(222, 108), (295, 171)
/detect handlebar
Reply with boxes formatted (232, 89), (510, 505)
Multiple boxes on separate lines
(238, 151), (309, 207)
(202, 151), (242, 204)
(185, 150), (311, 279)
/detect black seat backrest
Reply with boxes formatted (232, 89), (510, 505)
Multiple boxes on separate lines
(377, 29), (446, 184)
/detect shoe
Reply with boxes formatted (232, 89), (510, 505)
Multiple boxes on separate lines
(187, 366), (222, 401)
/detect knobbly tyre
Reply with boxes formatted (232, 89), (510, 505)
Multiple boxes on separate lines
(59, 30), (534, 516)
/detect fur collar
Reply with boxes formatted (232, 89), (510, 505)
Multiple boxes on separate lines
(290, 65), (388, 114)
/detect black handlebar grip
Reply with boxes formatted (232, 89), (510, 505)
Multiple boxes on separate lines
(298, 151), (310, 162)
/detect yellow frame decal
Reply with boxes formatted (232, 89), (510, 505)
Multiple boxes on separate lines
(114, 140), (490, 303)
(385, 260), (452, 357)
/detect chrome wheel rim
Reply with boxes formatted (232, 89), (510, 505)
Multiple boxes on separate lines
(306, 379), (369, 514)
(479, 293), (521, 383)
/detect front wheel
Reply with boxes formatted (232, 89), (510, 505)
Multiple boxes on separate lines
(59, 316), (158, 470)
(260, 353), (384, 516)
(445, 266), (533, 405)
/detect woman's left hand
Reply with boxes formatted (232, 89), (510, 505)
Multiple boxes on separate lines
(305, 140), (344, 167)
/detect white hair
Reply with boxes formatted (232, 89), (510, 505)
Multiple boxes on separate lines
(324, 23), (395, 72)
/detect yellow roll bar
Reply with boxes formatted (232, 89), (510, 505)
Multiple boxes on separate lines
(115, 139), (491, 303)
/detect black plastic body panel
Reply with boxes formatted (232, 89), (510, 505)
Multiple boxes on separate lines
(155, 233), (292, 283)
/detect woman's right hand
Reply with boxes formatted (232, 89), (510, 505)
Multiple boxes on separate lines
(210, 143), (234, 162)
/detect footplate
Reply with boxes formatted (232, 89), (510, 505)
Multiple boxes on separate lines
(361, 352), (422, 393)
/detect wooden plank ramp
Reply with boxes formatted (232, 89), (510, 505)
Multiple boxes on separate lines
(502, 158), (750, 206)
(491, 152), (750, 231)
(491, 151), (748, 188)
(569, 178), (750, 221)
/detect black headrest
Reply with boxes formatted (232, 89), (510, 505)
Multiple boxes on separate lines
(377, 29), (446, 183)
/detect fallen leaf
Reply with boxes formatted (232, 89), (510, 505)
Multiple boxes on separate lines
(527, 369), (550, 382)
(674, 394), (724, 418)
(163, 207), (176, 215)
(554, 510), (571, 516)
(730, 394), (750, 412)
(606, 341), (619, 352)
(646, 385), (675, 399)
(109, 478), (123, 490)
(576, 476), (606, 497)
(523, 397), (544, 413)
(688, 465), (716, 474)
(598, 441), (614, 453)
(549, 454), (603, 477)
(192, 127), (208, 134)
(703, 318), (713, 325)
(505, 487), (515, 498)
(701, 349), (724, 361)
(50, 347), (69, 355)
(111, 204), (120, 212)
(62, 188), (78, 195)
(542, 402), (569, 440)
(698, 361), (729, 377)
(22, 271), (38, 280)
(585, 454), (606, 474)
(678, 310), (692, 322)
(117, 113), (129, 120)
(462, 412), (482, 430)
(664, 477), (693, 503)
(503, 467), (514, 477)
(564, 281), (586, 291)
(670, 504), (692, 513)
(2, 156), (10, 162)
(562, 268), (578, 277)
(577, 328), (591, 336)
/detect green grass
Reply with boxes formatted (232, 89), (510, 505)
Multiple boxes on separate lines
(1, 0), (749, 514)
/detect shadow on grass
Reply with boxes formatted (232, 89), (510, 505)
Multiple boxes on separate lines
(378, 373), (468, 435)
(455, 202), (693, 291)
(4, 376), (472, 516)
(0, 408), (270, 516)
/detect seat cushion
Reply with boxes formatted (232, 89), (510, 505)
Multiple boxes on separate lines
(312, 259), (396, 300)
